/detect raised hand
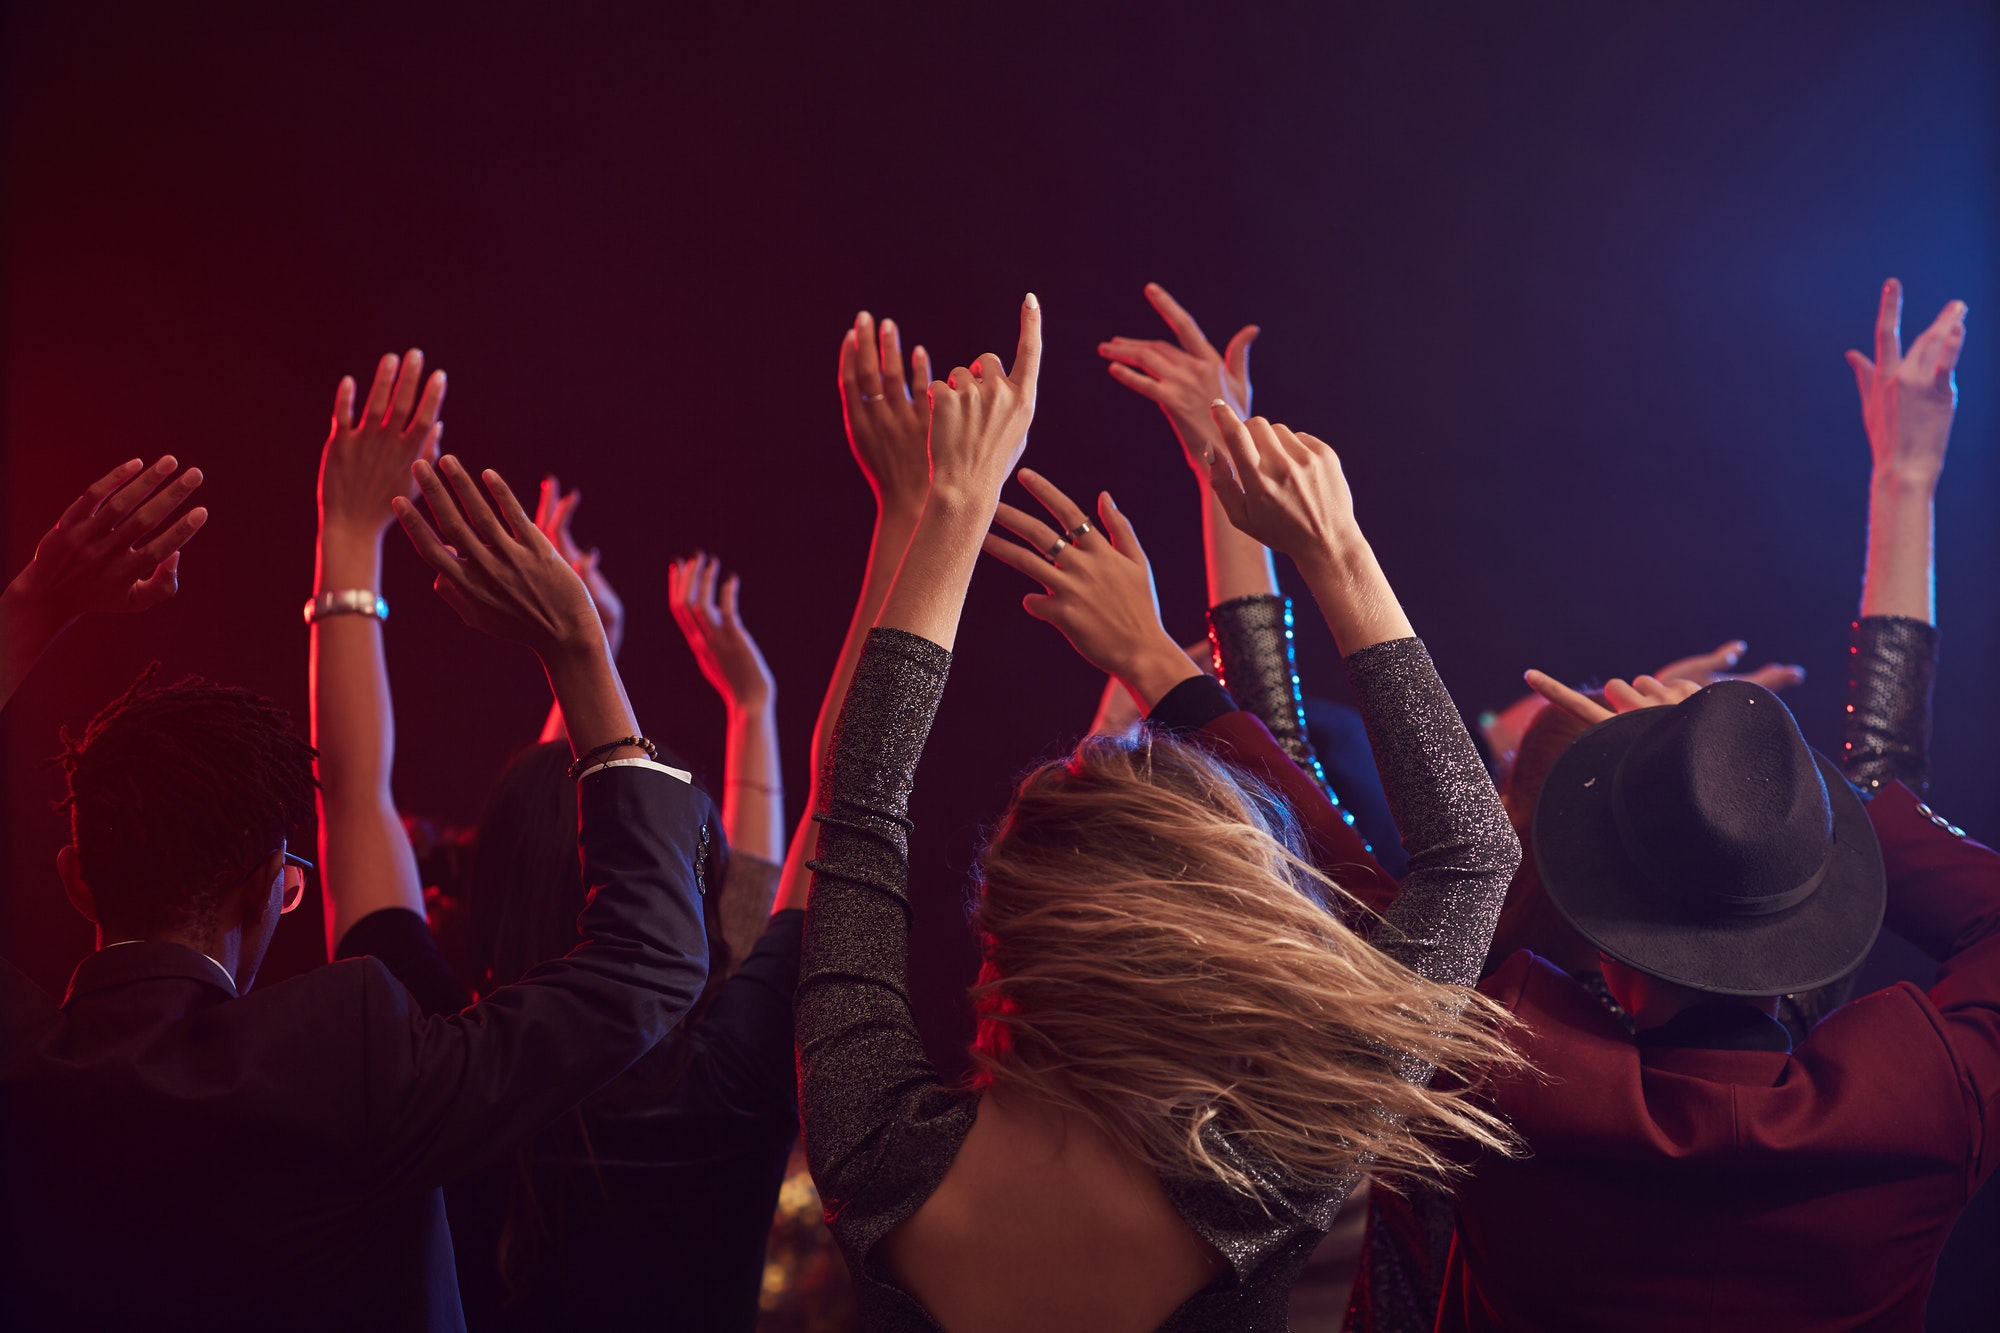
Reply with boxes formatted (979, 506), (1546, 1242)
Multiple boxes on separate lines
(926, 295), (1042, 513)
(1099, 283), (1257, 473)
(1846, 279), (1968, 487)
(1654, 639), (1805, 693)
(669, 552), (776, 714)
(983, 468), (1200, 709)
(534, 475), (625, 657)
(839, 311), (935, 513)
(874, 294), (1042, 652)
(1204, 403), (1361, 563)
(393, 456), (600, 656)
(318, 350), (446, 540)
(1523, 670), (1701, 727)
(8, 457), (209, 627)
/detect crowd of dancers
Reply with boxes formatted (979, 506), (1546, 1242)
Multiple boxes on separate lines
(0, 276), (1987, 1332)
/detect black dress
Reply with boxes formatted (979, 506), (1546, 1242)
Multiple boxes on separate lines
(338, 891), (802, 1332)
(795, 628), (1518, 1331)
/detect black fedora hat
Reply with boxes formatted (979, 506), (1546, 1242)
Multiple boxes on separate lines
(1532, 680), (1885, 997)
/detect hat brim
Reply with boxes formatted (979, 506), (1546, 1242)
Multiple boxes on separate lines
(1532, 707), (1885, 997)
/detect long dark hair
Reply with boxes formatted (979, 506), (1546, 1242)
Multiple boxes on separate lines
(463, 740), (736, 1296)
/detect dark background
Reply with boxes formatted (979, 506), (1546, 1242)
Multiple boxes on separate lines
(5, 1), (1996, 1323)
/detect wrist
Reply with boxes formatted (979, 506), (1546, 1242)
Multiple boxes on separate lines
(726, 691), (777, 724)
(316, 526), (387, 589)
(1870, 467), (1941, 504)
(1119, 634), (1206, 712)
(919, 483), (998, 527)
(875, 488), (929, 526)
(1291, 531), (1374, 586)
(0, 579), (70, 646)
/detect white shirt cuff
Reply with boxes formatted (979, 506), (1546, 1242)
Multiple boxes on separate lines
(577, 756), (694, 784)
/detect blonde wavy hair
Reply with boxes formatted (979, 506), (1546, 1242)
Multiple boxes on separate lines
(968, 731), (1525, 1196)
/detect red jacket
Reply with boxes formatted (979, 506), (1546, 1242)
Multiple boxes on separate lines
(1440, 781), (2000, 1331)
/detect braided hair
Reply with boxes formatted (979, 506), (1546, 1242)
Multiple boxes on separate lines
(54, 665), (318, 937)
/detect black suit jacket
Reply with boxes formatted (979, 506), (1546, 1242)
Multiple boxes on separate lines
(1, 764), (711, 1333)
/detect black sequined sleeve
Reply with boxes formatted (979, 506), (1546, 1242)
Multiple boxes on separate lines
(1344, 638), (1519, 990)
(795, 628), (979, 1272)
(1208, 596), (1323, 777)
(1843, 615), (1940, 795)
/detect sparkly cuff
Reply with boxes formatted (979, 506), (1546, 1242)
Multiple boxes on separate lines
(1842, 616), (1939, 795)
(1208, 595), (1312, 768)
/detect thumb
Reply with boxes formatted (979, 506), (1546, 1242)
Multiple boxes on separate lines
(128, 552), (182, 610)
(1223, 325), (1260, 383)
(1022, 592), (1058, 624)
(1844, 349), (1874, 407)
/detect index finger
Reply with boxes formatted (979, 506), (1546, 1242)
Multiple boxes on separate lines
(1143, 282), (1213, 354)
(1523, 669), (1614, 725)
(1874, 278), (1903, 369)
(1009, 292), (1042, 388)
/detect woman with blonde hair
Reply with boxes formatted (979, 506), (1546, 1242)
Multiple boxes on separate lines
(797, 295), (1523, 1331)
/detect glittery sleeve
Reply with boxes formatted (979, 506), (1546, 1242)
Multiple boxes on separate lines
(1208, 594), (1369, 848)
(1344, 638), (1518, 989)
(795, 628), (978, 1278)
(1842, 615), (1940, 795)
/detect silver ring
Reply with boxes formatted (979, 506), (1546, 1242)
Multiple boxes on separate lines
(859, 392), (885, 403)
(1066, 521), (1093, 543)
(1045, 534), (1072, 562)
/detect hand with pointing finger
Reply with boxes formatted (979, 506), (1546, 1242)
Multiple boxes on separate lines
(1523, 670), (1701, 727)
(1846, 278), (1967, 488)
(925, 299), (1042, 513)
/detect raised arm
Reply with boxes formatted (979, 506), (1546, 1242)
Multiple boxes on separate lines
(980, 465), (1395, 906)
(797, 295), (1039, 1229)
(530, 475), (627, 745)
(0, 457), (207, 713)
(774, 312), (936, 912)
(370, 456), (709, 1183)
(1843, 279), (1964, 790)
(1206, 403), (1518, 984)
(670, 551), (786, 956)
(1099, 282), (1275, 607)
(311, 352), (444, 953)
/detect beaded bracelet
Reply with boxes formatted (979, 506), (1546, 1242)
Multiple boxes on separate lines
(566, 736), (659, 780)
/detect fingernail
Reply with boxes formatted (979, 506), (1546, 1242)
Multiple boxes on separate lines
(858, 310), (872, 323)
(1210, 398), (1227, 409)
(1025, 292), (1039, 309)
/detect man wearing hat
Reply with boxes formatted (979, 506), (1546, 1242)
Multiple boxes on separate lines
(1437, 282), (1988, 1331)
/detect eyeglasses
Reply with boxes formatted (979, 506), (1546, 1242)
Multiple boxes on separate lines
(279, 850), (313, 915)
